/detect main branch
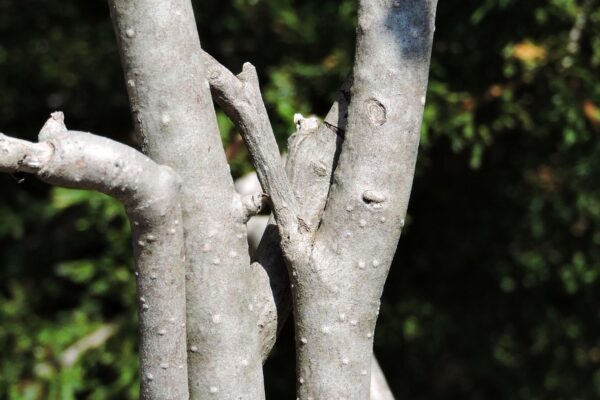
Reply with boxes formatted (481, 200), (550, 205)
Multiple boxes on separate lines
(293, 1), (439, 398)
(108, 1), (264, 398)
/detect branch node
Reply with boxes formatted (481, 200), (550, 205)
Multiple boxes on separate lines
(39, 111), (67, 141)
(293, 113), (320, 132)
(242, 193), (270, 222)
(237, 62), (259, 87)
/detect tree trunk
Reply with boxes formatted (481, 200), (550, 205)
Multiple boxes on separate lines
(0, 0), (438, 398)
(107, 1), (264, 398)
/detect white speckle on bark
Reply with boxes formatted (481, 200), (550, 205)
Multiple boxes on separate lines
(363, 190), (386, 204)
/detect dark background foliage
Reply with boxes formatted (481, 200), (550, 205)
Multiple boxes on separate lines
(1, 0), (599, 398)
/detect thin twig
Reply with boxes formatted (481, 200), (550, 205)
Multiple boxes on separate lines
(203, 51), (300, 241)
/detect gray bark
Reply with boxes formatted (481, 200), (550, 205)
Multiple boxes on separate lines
(238, 173), (397, 400)
(204, 53), (298, 233)
(220, 70), (400, 398)
(1, 0), (438, 398)
(290, 1), (438, 398)
(250, 82), (348, 359)
(211, 53), (399, 398)
(107, 1), (264, 398)
(370, 355), (396, 400)
(1, 113), (188, 399)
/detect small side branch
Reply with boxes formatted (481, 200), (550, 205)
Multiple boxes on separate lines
(241, 193), (270, 222)
(1, 113), (188, 400)
(203, 52), (301, 242)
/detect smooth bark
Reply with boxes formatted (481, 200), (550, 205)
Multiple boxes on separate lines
(204, 53), (299, 235)
(107, 1), (264, 398)
(1, 0), (439, 397)
(1, 113), (188, 399)
(370, 355), (395, 400)
(250, 83), (348, 358)
(293, 1), (438, 398)
(215, 63), (397, 398)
